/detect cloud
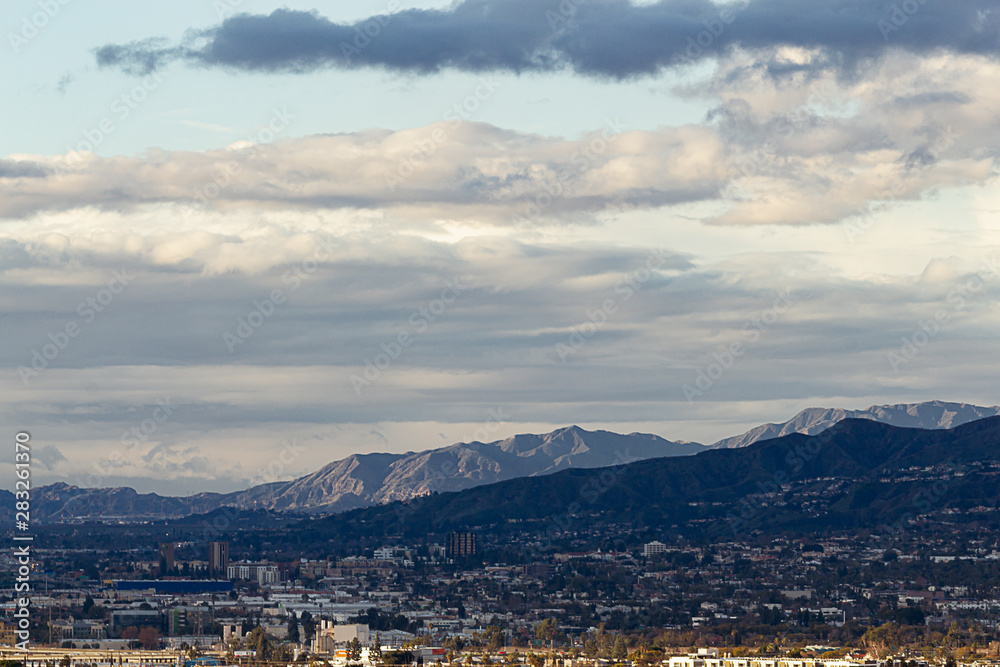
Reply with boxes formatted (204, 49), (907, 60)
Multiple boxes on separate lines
(3, 238), (998, 493)
(56, 72), (76, 95)
(94, 1), (1000, 79)
(1, 166), (997, 492)
(0, 121), (726, 223)
(10, 49), (1000, 229)
(142, 440), (214, 477)
(0, 159), (51, 178)
(694, 51), (1000, 226)
(34, 445), (68, 471)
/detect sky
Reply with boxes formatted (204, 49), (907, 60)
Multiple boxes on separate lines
(2, 0), (999, 495)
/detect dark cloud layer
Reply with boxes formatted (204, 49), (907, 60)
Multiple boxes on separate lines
(0, 159), (51, 178)
(95, 0), (1000, 78)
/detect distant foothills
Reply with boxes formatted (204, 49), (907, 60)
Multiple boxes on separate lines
(6, 400), (999, 525)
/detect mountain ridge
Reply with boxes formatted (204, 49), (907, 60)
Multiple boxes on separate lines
(709, 399), (1000, 449)
(18, 400), (999, 524)
(20, 425), (703, 522)
(298, 416), (1000, 546)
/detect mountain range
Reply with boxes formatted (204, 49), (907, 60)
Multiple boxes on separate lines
(16, 426), (702, 522)
(299, 415), (1000, 547)
(709, 399), (1000, 449)
(13, 399), (998, 523)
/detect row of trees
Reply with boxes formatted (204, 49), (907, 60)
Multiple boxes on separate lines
(121, 626), (159, 649)
(456, 616), (1000, 663)
(862, 621), (997, 659)
(230, 626), (296, 663)
(286, 611), (317, 643)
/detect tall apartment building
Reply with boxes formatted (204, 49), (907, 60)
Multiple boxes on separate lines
(158, 542), (175, 575)
(446, 532), (477, 558)
(208, 541), (230, 576)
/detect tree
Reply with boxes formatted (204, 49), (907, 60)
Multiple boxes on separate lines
(300, 611), (316, 642)
(612, 636), (627, 661)
(895, 607), (925, 626)
(246, 627), (274, 662)
(383, 651), (415, 665)
(536, 619), (558, 643)
(945, 622), (964, 648)
(288, 615), (300, 643)
(82, 595), (94, 615)
(863, 623), (900, 659)
(137, 627), (160, 650)
(346, 637), (363, 664)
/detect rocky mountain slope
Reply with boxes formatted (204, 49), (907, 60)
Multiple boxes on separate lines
(303, 416), (1000, 544)
(17, 400), (999, 523)
(22, 426), (704, 521)
(709, 399), (1000, 449)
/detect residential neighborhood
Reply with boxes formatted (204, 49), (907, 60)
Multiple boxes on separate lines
(5, 528), (1000, 666)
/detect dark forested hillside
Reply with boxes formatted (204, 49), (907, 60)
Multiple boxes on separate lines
(300, 416), (1000, 547)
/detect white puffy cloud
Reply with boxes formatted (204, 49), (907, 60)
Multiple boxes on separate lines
(5, 52), (999, 231)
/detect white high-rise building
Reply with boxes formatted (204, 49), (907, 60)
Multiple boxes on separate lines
(644, 540), (667, 557)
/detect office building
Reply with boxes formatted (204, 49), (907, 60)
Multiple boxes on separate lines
(208, 541), (230, 576)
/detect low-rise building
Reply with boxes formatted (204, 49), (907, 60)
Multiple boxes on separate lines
(227, 562), (282, 585)
(0, 620), (18, 646)
(49, 617), (108, 641)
